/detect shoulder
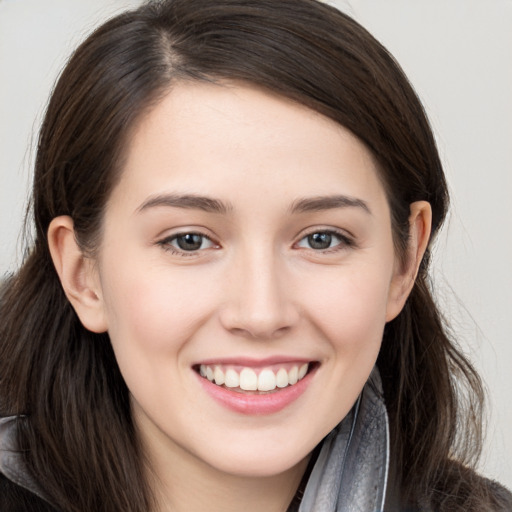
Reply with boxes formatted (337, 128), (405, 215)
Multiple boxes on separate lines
(0, 471), (59, 511)
(485, 479), (512, 511)
(424, 462), (512, 512)
(0, 416), (59, 511)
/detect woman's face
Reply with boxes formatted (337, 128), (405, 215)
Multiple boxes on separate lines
(91, 82), (408, 477)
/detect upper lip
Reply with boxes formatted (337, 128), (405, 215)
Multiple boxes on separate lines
(193, 356), (315, 367)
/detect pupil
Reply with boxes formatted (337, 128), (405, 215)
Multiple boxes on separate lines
(177, 234), (202, 251)
(309, 233), (331, 249)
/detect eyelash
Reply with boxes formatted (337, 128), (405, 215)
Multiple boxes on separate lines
(157, 232), (218, 257)
(157, 228), (355, 257)
(295, 229), (355, 253)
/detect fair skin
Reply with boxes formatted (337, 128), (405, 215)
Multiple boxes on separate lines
(49, 82), (431, 512)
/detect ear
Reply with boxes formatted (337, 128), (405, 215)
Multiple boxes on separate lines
(386, 201), (432, 322)
(48, 216), (108, 333)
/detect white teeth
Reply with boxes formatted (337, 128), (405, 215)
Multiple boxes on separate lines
(288, 366), (298, 385)
(276, 368), (289, 388)
(224, 368), (240, 388)
(258, 369), (277, 391)
(214, 366), (225, 385)
(199, 363), (310, 391)
(239, 368), (258, 391)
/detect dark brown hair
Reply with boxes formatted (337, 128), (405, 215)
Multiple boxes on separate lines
(0, 0), (488, 510)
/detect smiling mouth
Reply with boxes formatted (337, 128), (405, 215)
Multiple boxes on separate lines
(193, 362), (317, 394)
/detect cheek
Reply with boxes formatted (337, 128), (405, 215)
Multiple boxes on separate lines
(103, 277), (170, 352)
(285, 266), (392, 439)
(303, 264), (392, 352)
(98, 267), (213, 409)
(100, 261), (218, 356)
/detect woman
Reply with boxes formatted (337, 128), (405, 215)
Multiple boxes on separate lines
(0, 0), (510, 510)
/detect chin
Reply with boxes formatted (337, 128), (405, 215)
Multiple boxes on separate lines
(197, 433), (317, 479)
(212, 454), (307, 479)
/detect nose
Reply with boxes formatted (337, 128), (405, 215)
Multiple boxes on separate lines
(219, 248), (300, 339)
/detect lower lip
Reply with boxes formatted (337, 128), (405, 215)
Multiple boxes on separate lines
(196, 368), (315, 415)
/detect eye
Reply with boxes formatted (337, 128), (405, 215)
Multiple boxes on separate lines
(296, 230), (352, 251)
(159, 232), (217, 253)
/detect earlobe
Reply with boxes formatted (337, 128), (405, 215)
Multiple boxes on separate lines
(386, 201), (432, 322)
(48, 216), (108, 333)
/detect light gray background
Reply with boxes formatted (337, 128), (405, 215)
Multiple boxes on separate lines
(1, 0), (511, 490)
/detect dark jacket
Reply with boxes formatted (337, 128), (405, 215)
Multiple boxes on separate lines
(0, 472), (58, 512)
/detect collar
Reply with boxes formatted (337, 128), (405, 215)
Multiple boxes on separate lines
(0, 414), (50, 503)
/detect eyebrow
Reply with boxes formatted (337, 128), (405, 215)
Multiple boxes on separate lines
(289, 195), (371, 215)
(136, 193), (371, 216)
(137, 193), (233, 214)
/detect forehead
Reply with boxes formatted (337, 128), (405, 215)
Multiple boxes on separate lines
(114, 81), (387, 213)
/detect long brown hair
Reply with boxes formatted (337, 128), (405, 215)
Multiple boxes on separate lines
(0, 0), (488, 510)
